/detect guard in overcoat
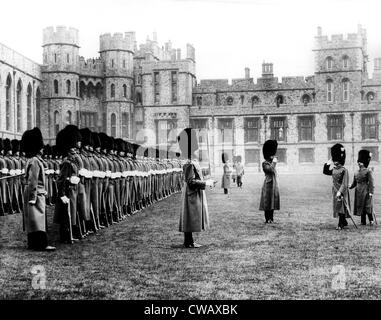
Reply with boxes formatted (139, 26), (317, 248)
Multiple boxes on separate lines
(0, 139), (10, 215)
(21, 127), (55, 251)
(178, 128), (214, 248)
(53, 125), (82, 243)
(259, 140), (280, 223)
(3, 139), (17, 214)
(349, 150), (375, 225)
(323, 143), (351, 230)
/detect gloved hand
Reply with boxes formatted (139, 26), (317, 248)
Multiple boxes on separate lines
(336, 191), (341, 198)
(272, 157), (278, 163)
(61, 196), (70, 204)
(205, 179), (215, 187)
(369, 193), (373, 198)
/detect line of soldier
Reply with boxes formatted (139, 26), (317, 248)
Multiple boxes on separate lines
(1, 125), (185, 245)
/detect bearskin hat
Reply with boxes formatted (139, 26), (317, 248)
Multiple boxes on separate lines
(43, 144), (52, 157)
(21, 127), (44, 158)
(56, 125), (81, 155)
(358, 149), (371, 168)
(79, 128), (93, 147)
(51, 145), (57, 158)
(3, 138), (12, 154)
(263, 140), (278, 161)
(91, 132), (101, 149)
(115, 138), (124, 153)
(177, 128), (199, 159)
(11, 139), (20, 154)
(98, 132), (112, 152)
(331, 143), (346, 165)
(222, 152), (229, 164)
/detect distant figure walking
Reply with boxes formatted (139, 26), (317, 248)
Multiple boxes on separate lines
(235, 156), (244, 188)
(259, 140), (280, 224)
(349, 150), (374, 226)
(221, 152), (232, 195)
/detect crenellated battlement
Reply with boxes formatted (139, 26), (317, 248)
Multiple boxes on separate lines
(99, 32), (135, 52)
(315, 25), (366, 50)
(79, 56), (103, 76)
(43, 26), (79, 46)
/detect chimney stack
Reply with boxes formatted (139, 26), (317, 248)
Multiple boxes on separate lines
(245, 67), (250, 79)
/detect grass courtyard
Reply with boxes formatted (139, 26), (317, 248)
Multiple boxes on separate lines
(1, 173), (381, 299)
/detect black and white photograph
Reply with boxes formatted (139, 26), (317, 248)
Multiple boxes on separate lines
(1, 0), (381, 307)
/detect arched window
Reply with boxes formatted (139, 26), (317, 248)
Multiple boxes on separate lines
(66, 80), (71, 95)
(16, 80), (22, 133)
(27, 84), (32, 130)
(54, 79), (59, 95)
(275, 95), (284, 107)
(123, 84), (127, 98)
(251, 96), (260, 107)
(301, 94), (311, 106)
(76, 81), (79, 97)
(226, 96), (234, 106)
(36, 88), (41, 128)
(87, 82), (94, 98)
(326, 57), (334, 70)
(66, 110), (72, 124)
(54, 111), (60, 135)
(111, 113), (117, 136)
(111, 59), (114, 68)
(326, 79), (333, 102)
(122, 113), (128, 138)
(136, 92), (142, 104)
(197, 96), (202, 107)
(240, 95), (245, 104)
(80, 81), (86, 99)
(5, 74), (12, 131)
(96, 83), (103, 99)
(366, 91), (375, 103)
(342, 55), (349, 69)
(110, 84), (115, 98)
(342, 79), (349, 102)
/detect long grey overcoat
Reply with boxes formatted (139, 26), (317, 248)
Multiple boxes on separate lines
(259, 160), (280, 211)
(23, 156), (47, 233)
(179, 160), (209, 232)
(350, 167), (374, 216)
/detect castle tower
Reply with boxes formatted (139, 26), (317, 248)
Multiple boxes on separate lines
(313, 25), (367, 104)
(41, 26), (80, 139)
(99, 32), (135, 138)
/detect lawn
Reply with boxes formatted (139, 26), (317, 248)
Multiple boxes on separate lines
(1, 173), (381, 299)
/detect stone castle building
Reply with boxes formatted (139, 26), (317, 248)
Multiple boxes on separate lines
(0, 25), (380, 172)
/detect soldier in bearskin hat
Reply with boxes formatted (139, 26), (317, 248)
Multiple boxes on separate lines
(349, 149), (375, 225)
(259, 140), (280, 223)
(21, 127), (55, 251)
(79, 127), (99, 233)
(0, 139), (7, 215)
(53, 125), (82, 243)
(3, 138), (16, 214)
(178, 128), (215, 248)
(323, 143), (351, 230)
(11, 139), (23, 213)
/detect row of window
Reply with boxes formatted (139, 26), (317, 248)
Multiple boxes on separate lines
(243, 146), (379, 164)
(325, 55), (350, 71)
(53, 111), (129, 138)
(4, 75), (41, 132)
(154, 71), (178, 104)
(52, 80), (138, 101)
(190, 113), (378, 144)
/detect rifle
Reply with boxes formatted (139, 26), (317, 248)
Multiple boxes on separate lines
(371, 196), (378, 225)
(67, 202), (75, 244)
